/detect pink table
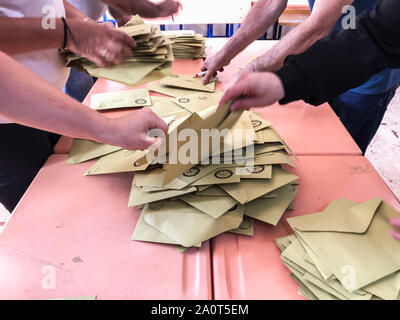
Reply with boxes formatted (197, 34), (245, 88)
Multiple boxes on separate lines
(54, 39), (360, 156)
(0, 155), (212, 299)
(212, 156), (400, 299)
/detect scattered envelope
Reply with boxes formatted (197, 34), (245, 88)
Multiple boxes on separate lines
(220, 166), (298, 204)
(244, 185), (298, 225)
(67, 139), (121, 165)
(143, 200), (244, 247)
(180, 193), (237, 219)
(90, 89), (151, 110)
(229, 216), (254, 236)
(159, 74), (217, 93)
(287, 198), (400, 291)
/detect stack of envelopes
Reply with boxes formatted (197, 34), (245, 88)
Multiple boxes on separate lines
(275, 198), (400, 300)
(63, 15), (173, 86)
(67, 76), (299, 251)
(162, 30), (206, 59)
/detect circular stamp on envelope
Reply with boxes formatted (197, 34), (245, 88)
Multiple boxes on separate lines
(178, 98), (190, 103)
(214, 169), (233, 179)
(133, 159), (146, 167)
(246, 165), (265, 174)
(251, 120), (262, 128)
(183, 166), (200, 177)
(135, 99), (147, 105)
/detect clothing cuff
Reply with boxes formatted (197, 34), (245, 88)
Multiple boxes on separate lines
(273, 62), (306, 105)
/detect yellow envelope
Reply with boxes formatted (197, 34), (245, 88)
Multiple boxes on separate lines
(128, 179), (197, 207)
(67, 139), (121, 165)
(229, 216), (254, 236)
(180, 193), (237, 219)
(244, 185), (298, 225)
(220, 166), (298, 204)
(85, 149), (150, 175)
(287, 198), (400, 291)
(171, 91), (223, 113)
(143, 200), (244, 247)
(159, 74), (217, 93)
(90, 89), (151, 110)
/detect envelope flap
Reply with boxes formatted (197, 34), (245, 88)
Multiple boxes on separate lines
(288, 198), (382, 234)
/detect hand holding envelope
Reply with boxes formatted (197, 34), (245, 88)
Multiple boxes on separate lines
(68, 76), (299, 250)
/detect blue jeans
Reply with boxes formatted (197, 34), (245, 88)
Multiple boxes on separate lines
(65, 67), (95, 102)
(329, 85), (399, 155)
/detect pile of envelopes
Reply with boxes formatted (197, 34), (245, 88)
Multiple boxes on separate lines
(63, 15), (173, 86)
(67, 75), (299, 251)
(162, 30), (206, 59)
(275, 198), (400, 300)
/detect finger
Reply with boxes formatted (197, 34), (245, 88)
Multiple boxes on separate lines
(390, 218), (400, 227)
(101, 49), (124, 65)
(202, 70), (214, 84)
(120, 44), (134, 57)
(145, 110), (169, 133)
(113, 30), (137, 48)
(104, 21), (116, 29)
(229, 97), (259, 111)
(218, 83), (248, 107)
(90, 54), (109, 68)
(140, 135), (160, 150)
(390, 230), (400, 241)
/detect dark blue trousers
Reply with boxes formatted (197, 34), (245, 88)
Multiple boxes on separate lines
(329, 85), (398, 155)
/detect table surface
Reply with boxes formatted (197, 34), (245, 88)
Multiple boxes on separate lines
(212, 155), (400, 300)
(0, 155), (212, 300)
(55, 39), (360, 156)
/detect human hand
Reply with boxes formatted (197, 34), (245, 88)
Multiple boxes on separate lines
(102, 108), (169, 150)
(67, 20), (136, 67)
(218, 71), (285, 111)
(157, 0), (182, 17)
(201, 51), (228, 84)
(390, 218), (400, 241)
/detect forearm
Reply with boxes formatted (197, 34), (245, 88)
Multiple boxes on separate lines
(0, 18), (65, 55)
(248, 0), (353, 72)
(217, 0), (287, 62)
(249, 21), (327, 72)
(275, 0), (400, 105)
(0, 52), (109, 142)
(63, 0), (88, 20)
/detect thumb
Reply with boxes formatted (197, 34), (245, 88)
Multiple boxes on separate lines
(140, 135), (164, 150)
(229, 97), (260, 111)
(390, 230), (400, 241)
(146, 112), (169, 134)
(391, 218), (400, 227)
(202, 69), (214, 84)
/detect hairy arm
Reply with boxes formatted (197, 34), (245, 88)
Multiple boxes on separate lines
(0, 51), (107, 140)
(275, 0), (400, 105)
(246, 0), (354, 72)
(216, 0), (287, 64)
(201, 0), (287, 83)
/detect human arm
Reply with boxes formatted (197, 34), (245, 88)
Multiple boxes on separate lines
(219, 0), (400, 109)
(0, 52), (168, 150)
(245, 0), (354, 72)
(201, 0), (287, 84)
(101, 0), (181, 18)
